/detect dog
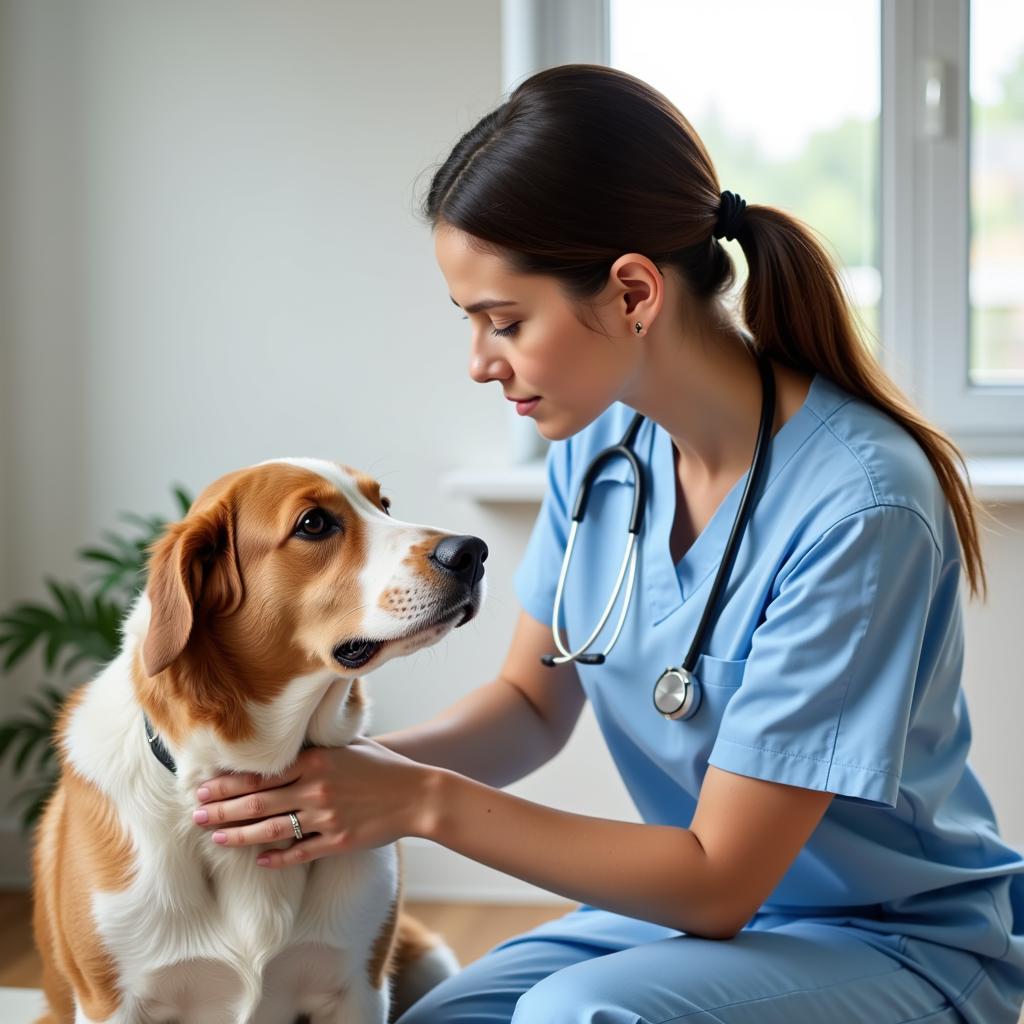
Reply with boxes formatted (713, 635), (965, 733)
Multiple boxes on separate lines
(31, 457), (488, 1023)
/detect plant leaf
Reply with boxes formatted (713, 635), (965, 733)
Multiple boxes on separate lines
(173, 485), (194, 516)
(2, 603), (57, 626)
(79, 547), (129, 567)
(13, 730), (44, 774)
(24, 694), (56, 725)
(34, 741), (57, 773)
(42, 684), (68, 708)
(62, 649), (95, 673)
(0, 586), (122, 673)
(45, 580), (73, 618)
(118, 511), (167, 533)
(1, 635), (37, 671)
(0, 721), (35, 759)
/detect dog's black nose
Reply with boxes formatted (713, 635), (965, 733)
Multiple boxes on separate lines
(430, 535), (488, 588)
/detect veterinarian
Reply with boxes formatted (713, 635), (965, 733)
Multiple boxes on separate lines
(189, 65), (1024, 1022)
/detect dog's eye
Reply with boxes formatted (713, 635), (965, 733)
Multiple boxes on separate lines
(381, 496), (392, 516)
(294, 508), (339, 540)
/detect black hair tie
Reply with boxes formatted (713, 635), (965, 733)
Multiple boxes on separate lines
(713, 190), (747, 242)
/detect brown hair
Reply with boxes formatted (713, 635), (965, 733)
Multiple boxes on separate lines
(419, 63), (988, 599)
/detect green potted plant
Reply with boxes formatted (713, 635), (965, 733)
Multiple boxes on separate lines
(0, 486), (193, 831)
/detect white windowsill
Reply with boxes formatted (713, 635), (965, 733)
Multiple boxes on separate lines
(966, 458), (1024, 503)
(441, 457), (1024, 505)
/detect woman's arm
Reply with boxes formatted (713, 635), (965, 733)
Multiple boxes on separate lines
(418, 762), (834, 939)
(371, 674), (563, 788)
(372, 610), (587, 787)
(192, 741), (832, 939)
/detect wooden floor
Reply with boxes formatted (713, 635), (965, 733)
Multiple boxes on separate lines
(0, 889), (577, 988)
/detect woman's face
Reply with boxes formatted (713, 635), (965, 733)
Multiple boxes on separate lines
(434, 225), (637, 441)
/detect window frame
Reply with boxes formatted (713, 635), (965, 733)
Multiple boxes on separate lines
(884, 0), (1024, 451)
(500, 0), (1024, 456)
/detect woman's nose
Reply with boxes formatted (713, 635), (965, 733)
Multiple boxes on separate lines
(468, 336), (510, 384)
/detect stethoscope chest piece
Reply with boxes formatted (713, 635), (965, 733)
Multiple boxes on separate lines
(653, 667), (701, 720)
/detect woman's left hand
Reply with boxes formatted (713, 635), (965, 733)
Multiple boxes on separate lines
(190, 736), (439, 868)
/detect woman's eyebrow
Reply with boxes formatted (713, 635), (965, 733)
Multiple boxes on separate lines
(449, 295), (519, 313)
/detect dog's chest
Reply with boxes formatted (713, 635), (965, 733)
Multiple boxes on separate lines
(96, 830), (398, 1022)
(135, 942), (366, 1023)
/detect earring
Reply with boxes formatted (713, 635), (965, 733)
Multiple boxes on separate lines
(634, 321), (643, 335)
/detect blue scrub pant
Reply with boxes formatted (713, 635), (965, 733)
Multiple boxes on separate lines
(394, 904), (1023, 1023)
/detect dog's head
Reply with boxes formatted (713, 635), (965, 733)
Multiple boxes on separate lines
(139, 458), (486, 685)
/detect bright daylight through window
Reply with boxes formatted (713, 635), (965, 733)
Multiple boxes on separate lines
(970, 0), (1024, 386)
(610, 0), (881, 352)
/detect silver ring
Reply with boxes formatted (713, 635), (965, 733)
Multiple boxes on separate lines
(288, 812), (303, 840)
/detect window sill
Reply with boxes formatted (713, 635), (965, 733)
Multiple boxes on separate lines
(441, 462), (550, 503)
(441, 457), (1024, 504)
(965, 458), (1024, 503)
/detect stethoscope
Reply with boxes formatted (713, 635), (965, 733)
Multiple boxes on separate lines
(541, 347), (776, 721)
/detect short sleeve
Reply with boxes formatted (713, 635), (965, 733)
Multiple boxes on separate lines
(513, 438), (574, 626)
(708, 503), (941, 808)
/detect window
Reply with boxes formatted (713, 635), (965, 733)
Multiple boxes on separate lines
(970, 0), (1024, 386)
(610, 0), (881, 351)
(499, 0), (1024, 455)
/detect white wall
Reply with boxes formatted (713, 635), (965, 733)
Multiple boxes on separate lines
(960, 505), (1024, 845)
(0, 0), (1021, 901)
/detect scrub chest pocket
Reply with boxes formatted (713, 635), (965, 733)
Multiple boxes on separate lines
(581, 652), (747, 805)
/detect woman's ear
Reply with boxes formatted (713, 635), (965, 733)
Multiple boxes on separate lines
(141, 498), (244, 677)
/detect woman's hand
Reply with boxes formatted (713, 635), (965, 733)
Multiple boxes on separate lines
(190, 737), (442, 868)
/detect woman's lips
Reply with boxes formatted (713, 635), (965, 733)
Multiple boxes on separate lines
(514, 397), (541, 416)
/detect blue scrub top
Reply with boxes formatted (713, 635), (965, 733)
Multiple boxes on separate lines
(513, 371), (1024, 1010)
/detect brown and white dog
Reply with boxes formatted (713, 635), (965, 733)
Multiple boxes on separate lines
(31, 457), (488, 1024)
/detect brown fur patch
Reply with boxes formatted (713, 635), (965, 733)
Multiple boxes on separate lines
(402, 536), (444, 586)
(354, 474), (383, 508)
(33, 685), (138, 1023)
(376, 586), (424, 619)
(378, 845), (452, 996)
(345, 677), (366, 713)
(388, 891), (448, 990)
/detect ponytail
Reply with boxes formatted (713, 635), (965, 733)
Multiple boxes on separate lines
(735, 206), (988, 599)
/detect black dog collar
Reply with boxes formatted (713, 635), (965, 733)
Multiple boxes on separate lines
(142, 711), (319, 777)
(143, 711), (178, 775)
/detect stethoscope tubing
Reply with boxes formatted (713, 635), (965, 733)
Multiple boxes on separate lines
(541, 347), (777, 718)
(541, 413), (646, 668)
(679, 349), (776, 674)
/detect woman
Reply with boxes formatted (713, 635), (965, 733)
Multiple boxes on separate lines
(190, 65), (1024, 1022)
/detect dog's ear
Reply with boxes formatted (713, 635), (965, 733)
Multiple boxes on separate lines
(142, 497), (244, 677)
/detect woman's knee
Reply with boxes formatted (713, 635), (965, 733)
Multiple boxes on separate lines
(391, 964), (517, 1024)
(510, 960), (631, 1024)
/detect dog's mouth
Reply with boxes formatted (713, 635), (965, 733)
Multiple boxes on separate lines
(332, 601), (476, 670)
